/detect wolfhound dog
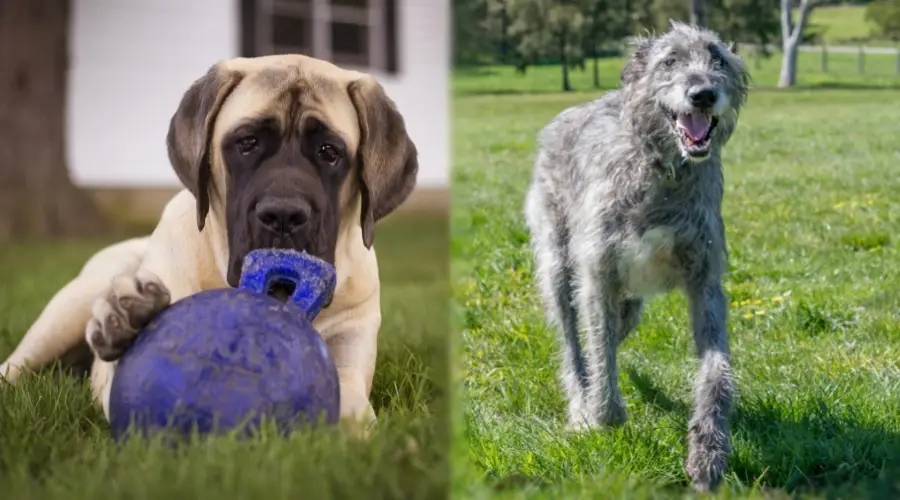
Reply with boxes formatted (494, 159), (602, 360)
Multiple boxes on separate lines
(524, 22), (749, 491)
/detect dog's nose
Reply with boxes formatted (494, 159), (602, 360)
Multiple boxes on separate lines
(255, 199), (310, 235)
(688, 87), (717, 109)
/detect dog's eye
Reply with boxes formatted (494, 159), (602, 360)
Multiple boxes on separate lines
(236, 136), (259, 155)
(317, 144), (341, 165)
(664, 57), (677, 68)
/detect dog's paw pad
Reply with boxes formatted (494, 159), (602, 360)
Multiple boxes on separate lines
(86, 272), (171, 361)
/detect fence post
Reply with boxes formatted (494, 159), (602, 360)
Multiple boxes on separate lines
(896, 46), (900, 75)
(858, 46), (864, 75)
(821, 45), (828, 73)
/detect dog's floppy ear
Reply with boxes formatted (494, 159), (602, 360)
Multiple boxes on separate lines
(166, 63), (244, 231)
(621, 37), (654, 86)
(347, 76), (419, 249)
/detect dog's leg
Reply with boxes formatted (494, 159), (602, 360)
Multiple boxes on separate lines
(574, 257), (627, 429)
(524, 187), (590, 430)
(85, 269), (171, 363)
(315, 293), (380, 438)
(86, 263), (189, 418)
(684, 283), (733, 492)
(0, 238), (147, 383)
(323, 321), (379, 438)
(617, 298), (644, 345)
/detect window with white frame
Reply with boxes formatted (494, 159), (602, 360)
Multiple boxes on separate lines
(240, 0), (399, 74)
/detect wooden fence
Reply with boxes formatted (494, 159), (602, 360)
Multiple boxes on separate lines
(738, 43), (900, 75)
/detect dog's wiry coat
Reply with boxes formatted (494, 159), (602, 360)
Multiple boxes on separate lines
(524, 22), (749, 491)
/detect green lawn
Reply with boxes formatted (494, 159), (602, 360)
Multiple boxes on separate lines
(801, 4), (893, 47)
(451, 76), (900, 496)
(0, 215), (449, 499)
(454, 50), (900, 96)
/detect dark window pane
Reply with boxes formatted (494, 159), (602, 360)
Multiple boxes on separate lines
(239, 0), (257, 57)
(331, 22), (368, 58)
(272, 14), (312, 50)
(385, 0), (398, 73)
(331, 0), (368, 7)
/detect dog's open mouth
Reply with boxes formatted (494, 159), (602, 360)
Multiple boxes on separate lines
(670, 111), (719, 158)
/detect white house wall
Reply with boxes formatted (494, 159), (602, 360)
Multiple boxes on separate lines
(67, 0), (449, 190)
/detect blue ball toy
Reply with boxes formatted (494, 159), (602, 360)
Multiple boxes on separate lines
(108, 248), (340, 441)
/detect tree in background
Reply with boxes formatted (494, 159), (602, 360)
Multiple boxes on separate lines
(453, 0), (493, 65)
(778, 0), (822, 87)
(709, 0), (780, 62)
(865, 0), (900, 41)
(507, 0), (586, 91)
(579, 0), (632, 88)
(692, 0), (708, 26)
(0, 0), (107, 239)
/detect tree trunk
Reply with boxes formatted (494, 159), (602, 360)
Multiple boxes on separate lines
(690, 0), (706, 27)
(0, 0), (107, 240)
(778, 0), (815, 88)
(499, 0), (509, 65)
(560, 31), (572, 92)
(778, 39), (800, 87)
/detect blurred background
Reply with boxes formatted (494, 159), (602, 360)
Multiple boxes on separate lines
(0, 1), (450, 498)
(453, 0), (900, 93)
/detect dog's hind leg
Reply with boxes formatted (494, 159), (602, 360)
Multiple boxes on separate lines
(524, 185), (590, 430)
(0, 237), (148, 383)
(617, 298), (644, 345)
(683, 282), (733, 492)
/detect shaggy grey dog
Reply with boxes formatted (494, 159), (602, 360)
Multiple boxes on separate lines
(523, 22), (749, 491)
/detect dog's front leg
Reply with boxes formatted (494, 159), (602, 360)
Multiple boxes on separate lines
(684, 282), (734, 492)
(86, 246), (200, 418)
(320, 299), (380, 438)
(574, 260), (627, 430)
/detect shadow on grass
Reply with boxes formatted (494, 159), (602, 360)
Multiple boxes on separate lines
(626, 367), (900, 496)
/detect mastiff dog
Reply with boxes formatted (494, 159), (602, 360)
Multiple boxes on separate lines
(0, 54), (419, 433)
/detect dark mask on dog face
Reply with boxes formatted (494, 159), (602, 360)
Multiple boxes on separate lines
(220, 116), (352, 286)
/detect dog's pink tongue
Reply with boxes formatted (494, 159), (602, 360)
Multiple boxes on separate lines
(677, 113), (711, 141)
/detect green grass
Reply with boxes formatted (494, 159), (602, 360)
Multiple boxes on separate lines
(801, 4), (894, 47)
(454, 50), (900, 96)
(0, 215), (449, 499)
(451, 77), (900, 496)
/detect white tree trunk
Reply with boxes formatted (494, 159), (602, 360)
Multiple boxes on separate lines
(778, 42), (799, 87)
(778, 0), (817, 88)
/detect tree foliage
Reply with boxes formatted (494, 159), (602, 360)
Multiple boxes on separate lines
(865, 0), (900, 41)
(452, 0), (785, 90)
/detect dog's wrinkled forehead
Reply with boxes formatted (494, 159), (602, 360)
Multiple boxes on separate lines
(212, 64), (362, 154)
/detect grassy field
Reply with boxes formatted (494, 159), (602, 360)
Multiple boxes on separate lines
(454, 50), (900, 96)
(0, 215), (449, 499)
(801, 4), (892, 47)
(451, 69), (900, 497)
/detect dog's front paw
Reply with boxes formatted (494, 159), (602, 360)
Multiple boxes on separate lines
(684, 424), (730, 492)
(566, 398), (627, 432)
(86, 270), (171, 362)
